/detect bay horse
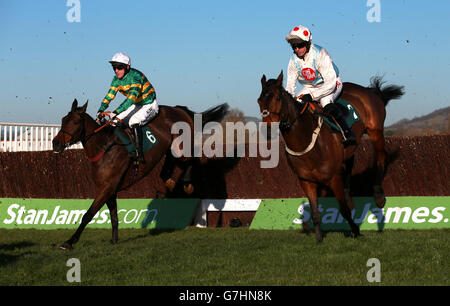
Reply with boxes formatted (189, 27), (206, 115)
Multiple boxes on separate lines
(52, 99), (228, 249)
(258, 72), (404, 242)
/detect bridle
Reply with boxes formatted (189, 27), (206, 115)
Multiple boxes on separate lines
(260, 91), (311, 131)
(58, 112), (102, 149)
(58, 112), (120, 162)
(260, 90), (323, 156)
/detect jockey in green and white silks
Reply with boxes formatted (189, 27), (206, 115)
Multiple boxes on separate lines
(97, 52), (159, 162)
(285, 25), (355, 144)
(98, 53), (158, 127)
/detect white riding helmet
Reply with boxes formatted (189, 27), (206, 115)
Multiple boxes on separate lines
(109, 52), (131, 65)
(285, 25), (312, 44)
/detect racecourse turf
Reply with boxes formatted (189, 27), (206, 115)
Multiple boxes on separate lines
(0, 227), (448, 286)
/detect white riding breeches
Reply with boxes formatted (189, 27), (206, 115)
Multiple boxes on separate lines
(117, 100), (159, 127)
(318, 77), (343, 107)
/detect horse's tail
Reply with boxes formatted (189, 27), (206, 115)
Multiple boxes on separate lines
(200, 103), (229, 126)
(177, 103), (229, 127)
(369, 76), (405, 107)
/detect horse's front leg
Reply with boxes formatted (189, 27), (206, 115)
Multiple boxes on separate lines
(106, 196), (119, 244)
(299, 181), (322, 242)
(60, 186), (116, 250)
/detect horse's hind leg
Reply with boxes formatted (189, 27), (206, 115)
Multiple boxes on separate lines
(344, 156), (355, 210)
(299, 181), (322, 242)
(161, 153), (183, 192)
(330, 175), (360, 237)
(182, 163), (194, 194)
(106, 196), (119, 244)
(367, 128), (387, 208)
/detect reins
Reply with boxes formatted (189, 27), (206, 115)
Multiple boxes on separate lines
(93, 111), (122, 133)
(261, 90), (323, 157)
(285, 116), (323, 156)
(285, 99), (324, 156)
(61, 111), (119, 162)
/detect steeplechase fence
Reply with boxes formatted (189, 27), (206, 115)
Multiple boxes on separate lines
(0, 122), (82, 152)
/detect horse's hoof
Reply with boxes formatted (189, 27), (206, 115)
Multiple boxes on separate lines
(184, 183), (194, 195)
(301, 222), (311, 233)
(315, 230), (323, 243)
(59, 242), (73, 250)
(165, 178), (176, 191)
(110, 239), (118, 245)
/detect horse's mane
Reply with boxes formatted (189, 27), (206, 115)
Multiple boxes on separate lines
(265, 79), (305, 114)
(79, 109), (116, 136)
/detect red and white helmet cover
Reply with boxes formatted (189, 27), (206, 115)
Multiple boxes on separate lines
(285, 25), (312, 43)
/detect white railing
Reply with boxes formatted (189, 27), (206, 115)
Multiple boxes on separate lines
(0, 122), (83, 152)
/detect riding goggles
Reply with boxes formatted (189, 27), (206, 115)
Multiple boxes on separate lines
(112, 63), (127, 71)
(291, 42), (308, 50)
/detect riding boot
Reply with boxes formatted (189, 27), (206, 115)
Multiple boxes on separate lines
(132, 125), (146, 164)
(323, 103), (356, 146)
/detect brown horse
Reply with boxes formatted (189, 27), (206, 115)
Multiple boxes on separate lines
(52, 99), (228, 249)
(258, 72), (404, 242)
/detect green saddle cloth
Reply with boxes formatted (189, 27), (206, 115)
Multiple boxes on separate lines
(114, 126), (158, 154)
(320, 98), (361, 132)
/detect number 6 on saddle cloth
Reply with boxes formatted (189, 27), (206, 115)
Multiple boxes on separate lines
(114, 126), (158, 157)
(307, 98), (361, 133)
(96, 112), (158, 159)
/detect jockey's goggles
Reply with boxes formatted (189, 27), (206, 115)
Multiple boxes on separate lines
(112, 63), (127, 71)
(291, 41), (308, 50)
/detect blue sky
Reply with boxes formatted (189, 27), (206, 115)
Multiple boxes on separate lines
(1, 0), (449, 125)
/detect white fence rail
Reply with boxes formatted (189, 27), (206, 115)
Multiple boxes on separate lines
(0, 122), (83, 152)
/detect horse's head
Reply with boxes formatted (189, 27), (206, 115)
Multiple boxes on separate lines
(257, 71), (284, 126)
(52, 99), (88, 153)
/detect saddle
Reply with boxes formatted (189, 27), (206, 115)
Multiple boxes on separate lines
(303, 99), (360, 133)
(113, 125), (158, 158)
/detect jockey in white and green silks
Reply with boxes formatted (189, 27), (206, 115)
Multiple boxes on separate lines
(97, 52), (159, 162)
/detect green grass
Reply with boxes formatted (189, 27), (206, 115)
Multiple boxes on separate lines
(0, 228), (448, 286)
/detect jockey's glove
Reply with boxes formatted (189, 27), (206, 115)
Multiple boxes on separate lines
(110, 116), (122, 127)
(96, 112), (105, 124)
(299, 94), (313, 103)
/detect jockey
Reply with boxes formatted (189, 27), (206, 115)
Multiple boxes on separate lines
(285, 25), (356, 144)
(97, 52), (159, 163)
